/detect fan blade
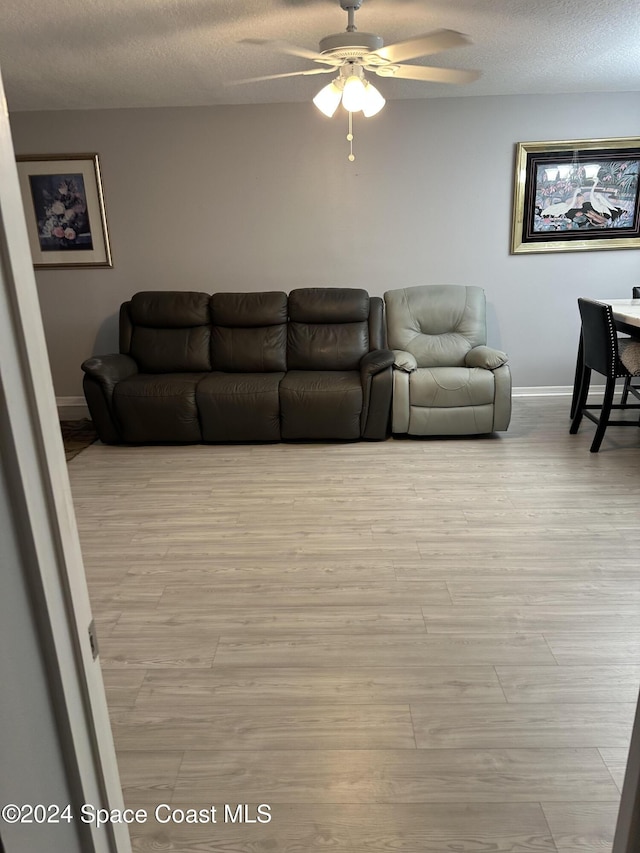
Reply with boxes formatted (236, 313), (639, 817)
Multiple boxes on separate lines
(367, 29), (471, 65)
(240, 38), (341, 66)
(226, 67), (335, 85)
(373, 64), (481, 85)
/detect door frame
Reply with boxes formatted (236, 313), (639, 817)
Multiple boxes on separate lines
(0, 69), (131, 853)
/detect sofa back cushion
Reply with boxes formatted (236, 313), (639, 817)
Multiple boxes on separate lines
(287, 288), (370, 370)
(210, 292), (288, 372)
(384, 285), (487, 368)
(125, 291), (212, 373)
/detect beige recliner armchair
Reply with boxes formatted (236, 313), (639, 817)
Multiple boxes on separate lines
(384, 285), (512, 435)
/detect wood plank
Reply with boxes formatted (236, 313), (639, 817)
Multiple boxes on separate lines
(175, 748), (621, 803)
(212, 633), (557, 667)
(128, 803), (355, 852)
(496, 666), (640, 704)
(329, 803), (555, 852)
(111, 705), (416, 750)
(116, 751), (183, 808)
(541, 801), (620, 852)
(135, 666), (506, 707)
(99, 631), (219, 669)
(545, 634), (640, 666)
(124, 559), (398, 582)
(101, 669), (146, 711)
(113, 607), (428, 636)
(410, 703), (635, 749)
(599, 747), (629, 790)
(156, 581), (451, 609)
(127, 802), (555, 852)
(394, 558), (640, 580)
(421, 604), (640, 634)
(448, 578), (640, 605)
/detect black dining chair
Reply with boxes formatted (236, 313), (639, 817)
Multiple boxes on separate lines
(620, 285), (640, 405)
(570, 298), (640, 452)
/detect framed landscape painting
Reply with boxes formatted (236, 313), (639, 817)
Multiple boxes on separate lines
(16, 153), (112, 268)
(511, 137), (640, 254)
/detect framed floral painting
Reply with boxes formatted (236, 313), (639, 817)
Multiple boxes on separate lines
(16, 154), (112, 268)
(511, 137), (640, 254)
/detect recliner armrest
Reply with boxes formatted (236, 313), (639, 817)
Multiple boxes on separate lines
(360, 349), (395, 380)
(360, 350), (394, 439)
(392, 350), (418, 373)
(465, 345), (508, 370)
(82, 353), (138, 386)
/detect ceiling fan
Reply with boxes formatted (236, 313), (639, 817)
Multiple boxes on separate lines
(234, 0), (480, 93)
(233, 0), (480, 160)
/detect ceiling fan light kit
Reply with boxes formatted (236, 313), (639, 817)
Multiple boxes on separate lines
(314, 62), (385, 115)
(237, 0), (480, 162)
(312, 80), (343, 117)
(361, 82), (386, 117)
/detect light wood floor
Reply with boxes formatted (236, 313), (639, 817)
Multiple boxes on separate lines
(68, 397), (640, 852)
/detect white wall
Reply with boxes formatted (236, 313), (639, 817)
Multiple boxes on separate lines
(10, 92), (640, 395)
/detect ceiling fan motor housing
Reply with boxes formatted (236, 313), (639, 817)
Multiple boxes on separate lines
(319, 31), (384, 58)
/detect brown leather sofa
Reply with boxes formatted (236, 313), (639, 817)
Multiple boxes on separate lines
(81, 288), (394, 444)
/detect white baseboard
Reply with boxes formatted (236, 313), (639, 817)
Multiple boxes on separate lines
(512, 386), (573, 397)
(56, 387), (608, 415)
(57, 396), (86, 407)
(56, 396), (89, 417)
(512, 385), (613, 397)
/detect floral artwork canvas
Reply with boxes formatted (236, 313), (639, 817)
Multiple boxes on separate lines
(16, 154), (112, 268)
(28, 173), (94, 252)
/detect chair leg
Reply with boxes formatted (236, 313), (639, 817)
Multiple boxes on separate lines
(570, 334), (584, 419)
(621, 376), (631, 406)
(570, 366), (591, 433)
(590, 376), (616, 452)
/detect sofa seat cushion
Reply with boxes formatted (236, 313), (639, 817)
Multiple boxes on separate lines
(197, 372), (285, 442)
(113, 373), (205, 442)
(280, 370), (363, 440)
(409, 367), (495, 408)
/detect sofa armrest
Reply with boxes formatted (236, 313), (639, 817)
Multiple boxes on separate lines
(360, 349), (395, 380)
(465, 345), (508, 370)
(82, 353), (138, 386)
(81, 354), (138, 444)
(392, 350), (418, 373)
(360, 350), (393, 440)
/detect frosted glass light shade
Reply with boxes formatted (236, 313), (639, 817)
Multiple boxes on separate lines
(313, 81), (343, 117)
(341, 75), (367, 112)
(362, 82), (385, 117)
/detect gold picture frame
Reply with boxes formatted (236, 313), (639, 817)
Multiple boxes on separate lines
(16, 153), (113, 268)
(511, 137), (640, 254)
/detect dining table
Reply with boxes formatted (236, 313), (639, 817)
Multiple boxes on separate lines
(601, 298), (640, 337)
(570, 297), (640, 418)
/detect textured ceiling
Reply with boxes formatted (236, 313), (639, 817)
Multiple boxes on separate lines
(2, 0), (640, 111)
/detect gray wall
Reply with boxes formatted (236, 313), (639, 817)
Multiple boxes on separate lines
(9, 92), (640, 395)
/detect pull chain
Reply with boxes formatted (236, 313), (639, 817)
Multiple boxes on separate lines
(347, 111), (355, 162)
